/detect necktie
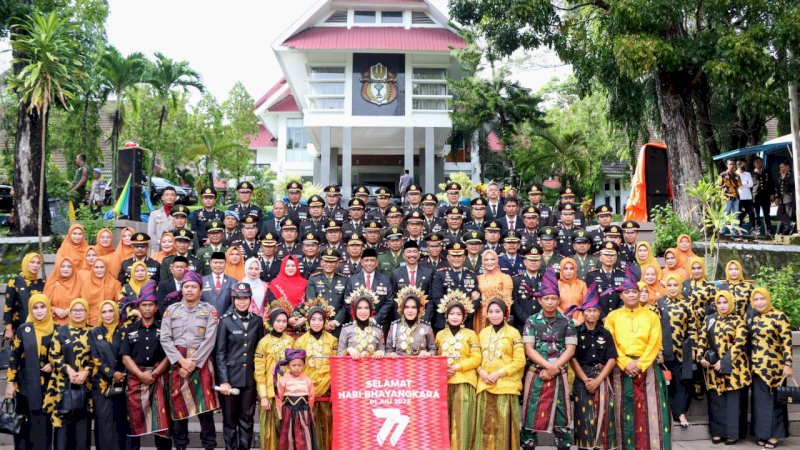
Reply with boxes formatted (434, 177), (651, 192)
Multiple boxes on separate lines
(491, 204), (497, 216)
(215, 275), (221, 292)
(508, 218), (513, 230)
(366, 273), (372, 290)
(410, 270), (416, 286)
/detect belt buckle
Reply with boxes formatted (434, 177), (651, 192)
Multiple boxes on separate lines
(187, 348), (196, 358)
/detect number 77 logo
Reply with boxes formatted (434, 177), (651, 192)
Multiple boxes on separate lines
(372, 408), (410, 447)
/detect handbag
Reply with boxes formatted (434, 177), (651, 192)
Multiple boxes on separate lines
(0, 398), (26, 435)
(102, 380), (125, 398)
(58, 384), (88, 414)
(0, 340), (11, 370)
(776, 377), (800, 404)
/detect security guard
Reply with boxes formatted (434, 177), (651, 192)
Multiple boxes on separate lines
(588, 204), (614, 253)
(421, 193), (444, 235)
(228, 181), (263, 225)
(234, 215), (261, 260)
(464, 197), (489, 231)
(300, 195), (326, 237)
(436, 181), (470, 220)
(526, 184), (553, 227)
(160, 229), (200, 280)
(196, 221), (227, 275)
(402, 184), (423, 215)
(427, 241), (480, 332)
(363, 220), (387, 254)
(215, 282), (265, 450)
(519, 206), (541, 250)
(420, 232), (448, 271)
(378, 227), (405, 276)
(298, 232), (321, 279)
(257, 232), (281, 282)
(463, 230), (484, 274)
(510, 245), (544, 334)
(553, 187), (585, 227)
(342, 198), (366, 236)
(571, 229), (599, 280)
(498, 230), (525, 276)
(337, 232), (364, 277)
(538, 226), (563, 270)
(191, 187), (225, 246)
(306, 248), (349, 336)
(322, 185), (348, 223)
(119, 232), (161, 285)
(285, 181), (309, 223)
(619, 220), (640, 264)
(584, 241), (626, 318)
(555, 202), (579, 256)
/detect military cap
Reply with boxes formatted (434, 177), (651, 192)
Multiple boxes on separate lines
(471, 198), (487, 207)
(174, 229), (194, 241)
(205, 220), (224, 233)
(595, 204), (613, 215)
(571, 229), (590, 244)
(386, 205), (402, 217)
(421, 193), (439, 204)
(324, 185), (341, 195)
(170, 204), (190, 217)
(280, 218), (297, 229)
(375, 187), (391, 197)
(362, 248), (379, 259)
(286, 181), (303, 192)
(346, 232), (364, 245)
(445, 181), (462, 192)
(348, 198), (365, 209)
(525, 245), (543, 260)
(210, 251), (227, 260)
(241, 215), (259, 227)
(425, 232), (443, 243)
(353, 185), (369, 197)
(131, 232), (151, 244)
(502, 230), (521, 243)
(260, 232), (278, 246)
(522, 206), (540, 217)
(446, 241), (466, 256)
(364, 221), (382, 231)
(621, 220), (640, 231)
(307, 195), (324, 207)
(445, 207), (463, 217)
(201, 187), (217, 197)
(405, 210), (424, 223)
(321, 248), (341, 261)
(384, 227), (403, 240)
(538, 226), (557, 240)
(559, 202), (576, 212)
(527, 185), (543, 195)
(231, 282), (252, 298)
(599, 241), (619, 254)
(485, 221), (502, 232)
(559, 187), (576, 197)
(224, 210), (240, 221)
(603, 225), (622, 237)
(302, 232), (320, 244)
(237, 181), (254, 191)
(406, 185), (421, 194)
(324, 220), (341, 231)
(463, 230), (484, 244)
(403, 240), (419, 250)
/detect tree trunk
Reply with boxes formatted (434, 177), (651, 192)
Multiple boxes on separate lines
(692, 74), (721, 159)
(111, 109), (120, 199)
(655, 70), (703, 224)
(13, 107), (50, 237)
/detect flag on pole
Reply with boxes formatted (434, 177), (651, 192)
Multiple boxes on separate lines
(113, 175), (131, 216)
(67, 200), (76, 222)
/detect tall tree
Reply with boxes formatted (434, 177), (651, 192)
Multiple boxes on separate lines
(9, 11), (81, 250)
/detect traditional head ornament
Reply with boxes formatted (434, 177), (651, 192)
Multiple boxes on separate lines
(346, 287), (380, 317)
(538, 267), (560, 297)
(436, 289), (475, 318)
(394, 286), (429, 318)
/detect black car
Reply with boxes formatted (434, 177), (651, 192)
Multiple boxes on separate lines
(0, 185), (12, 211)
(104, 177), (196, 206)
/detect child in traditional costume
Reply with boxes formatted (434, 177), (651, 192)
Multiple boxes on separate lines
(274, 349), (317, 450)
(435, 290), (481, 450)
(521, 268), (577, 450)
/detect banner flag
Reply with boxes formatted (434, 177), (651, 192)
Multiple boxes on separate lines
(113, 174), (131, 216)
(330, 356), (449, 450)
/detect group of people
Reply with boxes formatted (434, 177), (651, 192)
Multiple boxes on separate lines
(0, 179), (794, 450)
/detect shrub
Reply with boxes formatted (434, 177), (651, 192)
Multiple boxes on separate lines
(755, 264), (800, 330)
(649, 204), (700, 256)
(75, 205), (114, 244)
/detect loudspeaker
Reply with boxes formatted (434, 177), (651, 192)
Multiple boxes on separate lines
(644, 144), (669, 196)
(117, 146), (144, 221)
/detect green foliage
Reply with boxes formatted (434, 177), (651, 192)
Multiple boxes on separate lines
(686, 176), (742, 278)
(248, 168), (277, 210)
(755, 264), (800, 330)
(437, 172), (476, 199)
(45, 161), (70, 200)
(73, 204), (112, 244)
(649, 204), (700, 257)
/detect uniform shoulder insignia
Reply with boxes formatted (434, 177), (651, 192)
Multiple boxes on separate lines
(463, 267), (475, 274)
(420, 320), (431, 326)
(335, 272), (347, 277)
(371, 323), (383, 330)
(221, 311), (233, 319)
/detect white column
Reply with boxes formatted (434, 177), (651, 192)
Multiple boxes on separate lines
(329, 147), (338, 186)
(404, 127), (414, 179)
(343, 127), (353, 198)
(321, 126), (331, 187)
(425, 127), (435, 193)
(471, 129), (481, 184)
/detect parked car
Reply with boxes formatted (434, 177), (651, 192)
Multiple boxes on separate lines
(0, 185), (13, 211)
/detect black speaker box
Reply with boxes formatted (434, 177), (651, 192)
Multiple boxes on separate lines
(116, 146), (144, 221)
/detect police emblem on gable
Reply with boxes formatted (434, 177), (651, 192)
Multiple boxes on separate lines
(360, 63), (397, 106)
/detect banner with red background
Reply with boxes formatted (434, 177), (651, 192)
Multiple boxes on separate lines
(330, 356), (449, 450)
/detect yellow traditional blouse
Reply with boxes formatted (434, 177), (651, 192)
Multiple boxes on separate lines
(294, 331), (338, 397)
(476, 324), (525, 396)
(749, 309), (793, 388)
(435, 327), (481, 388)
(254, 333), (295, 399)
(604, 305), (662, 372)
(475, 272), (514, 333)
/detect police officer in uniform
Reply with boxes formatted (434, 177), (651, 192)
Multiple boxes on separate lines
(367, 188), (392, 223)
(584, 241), (626, 318)
(538, 226), (563, 270)
(553, 187), (585, 227)
(588, 204), (613, 253)
(322, 185), (348, 223)
(276, 218), (303, 260)
(297, 232), (321, 279)
(215, 282), (265, 450)
(196, 221), (227, 275)
(420, 232), (448, 271)
(352, 185), (370, 206)
(464, 198), (489, 232)
(619, 220), (640, 264)
(160, 229), (201, 279)
(378, 227), (405, 276)
(420, 194), (444, 235)
(498, 230), (525, 276)
(571, 229), (599, 280)
(257, 232), (281, 282)
(363, 220), (387, 254)
(119, 232), (161, 284)
(510, 245), (544, 334)
(233, 216), (261, 260)
(436, 181), (470, 220)
(228, 181), (263, 226)
(342, 198), (366, 236)
(519, 206), (541, 250)
(320, 220), (346, 255)
(167, 204), (193, 253)
(192, 187), (225, 247)
(555, 202), (579, 256)
(427, 242), (480, 332)
(526, 184), (554, 227)
(463, 230), (484, 274)
(337, 232), (364, 277)
(383, 205), (404, 229)
(442, 206), (466, 246)
(483, 220), (503, 253)
(402, 184), (423, 215)
(300, 195), (326, 237)
(306, 248), (349, 336)
(403, 210), (426, 251)
(285, 181), (309, 223)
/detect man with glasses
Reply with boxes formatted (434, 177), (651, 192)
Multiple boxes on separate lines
(228, 181), (263, 227)
(120, 232), (162, 284)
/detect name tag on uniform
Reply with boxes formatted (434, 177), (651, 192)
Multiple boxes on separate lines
(377, 286), (388, 296)
(231, 330), (243, 335)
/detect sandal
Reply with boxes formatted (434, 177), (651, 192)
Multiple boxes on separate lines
(757, 441), (766, 446)
(724, 438), (737, 445)
(711, 437), (723, 444)
(765, 440), (779, 449)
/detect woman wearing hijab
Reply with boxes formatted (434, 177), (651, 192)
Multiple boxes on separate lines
(151, 232), (176, 263)
(94, 228), (118, 276)
(88, 300), (127, 450)
(44, 257), (83, 326)
(3, 252), (45, 338)
(642, 264), (666, 305)
(269, 255), (308, 338)
(81, 246), (99, 278)
(120, 260), (152, 301)
(243, 257), (269, 317)
(44, 298), (94, 450)
(114, 226), (135, 262)
(5, 294), (55, 450)
(682, 256), (717, 324)
(717, 260), (754, 317)
(556, 257), (587, 322)
(697, 291), (751, 445)
(630, 241), (659, 282)
(254, 299), (296, 450)
(674, 234), (697, 272)
(293, 297), (339, 450)
(224, 246), (246, 280)
(79, 258), (122, 326)
(748, 288), (793, 449)
(475, 249), (513, 333)
(435, 290), (481, 450)
(56, 224), (89, 269)
(474, 294), (525, 450)
(386, 287), (437, 357)
(661, 248), (689, 283)
(337, 288), (385, 359)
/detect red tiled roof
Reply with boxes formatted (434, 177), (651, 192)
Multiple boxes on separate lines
(255, 78), (287, 108)
(268, 92), (299, 112)
(283, 27), (466, 51)
(249, 125), (277, 148)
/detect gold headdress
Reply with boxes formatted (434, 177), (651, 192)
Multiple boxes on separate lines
(394, 285), (429, 318)
(346, 286), (379, 317)
(436, 289), (475, 316)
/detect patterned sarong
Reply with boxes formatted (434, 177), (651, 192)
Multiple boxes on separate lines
(612, 365), (672, 450)
(168, 346), (220, 420)
(127, 365), (171, 437)
(278, 396), (317, 450)
(573, 364), (616, 450)
(522, 366), (573, 433)
(447, 383), (477, 450)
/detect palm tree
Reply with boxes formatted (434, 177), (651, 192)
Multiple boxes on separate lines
(100, 45), (146, 199)
(515, 127), (591, 188)
(189, 129), (244, 188)
(9, 11), (80, 253)
(145, 52), (204, 189)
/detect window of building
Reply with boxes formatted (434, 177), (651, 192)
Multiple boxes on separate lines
(412, 68), (450, 111)
(308, 66), (346, 110)
(381, 11), (403, 24)
(411, 12), (435, 24)
(354, 11), (376, 23)
(286, 118), (312, 162)
(325, 11), (348, 24)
